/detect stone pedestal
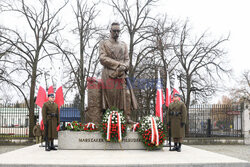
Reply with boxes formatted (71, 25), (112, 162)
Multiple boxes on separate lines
(58, 131), (146, 150)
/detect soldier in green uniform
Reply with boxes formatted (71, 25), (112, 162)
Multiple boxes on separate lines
(167, 93), (187, 152)
(42, 92), (59, 151)
(33, 122), (42, 144)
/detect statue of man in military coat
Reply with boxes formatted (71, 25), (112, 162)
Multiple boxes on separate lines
(167, 93), (187, 152)
(99, 22), (138, 124)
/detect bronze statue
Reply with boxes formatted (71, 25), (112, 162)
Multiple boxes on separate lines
(99, 22), (138, 124)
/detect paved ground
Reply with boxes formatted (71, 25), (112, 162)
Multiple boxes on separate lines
(192, 145), (250, 162)
(0, 145), (26, 154)
(0, 144), (249, 167)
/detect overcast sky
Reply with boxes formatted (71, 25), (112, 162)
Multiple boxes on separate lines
(162, 0), (250, 75)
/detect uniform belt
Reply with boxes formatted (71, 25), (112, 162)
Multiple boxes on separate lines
(47, 113), (58, 117)
(170, 111), (181, 116)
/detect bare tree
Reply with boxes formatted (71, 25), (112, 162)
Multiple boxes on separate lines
(50, 0), (102, 122)
(230, 70), (250, 103)
(172, 21), (231, 134)
(0, 0), (68, 137)
(173, 21), (231, 109)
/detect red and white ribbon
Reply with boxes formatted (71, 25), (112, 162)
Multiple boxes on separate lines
(150, 117), (159, 146)
(87, 122), (95, 129)
(116, 112), (122, 142)
(106, 112), (113, 141)
(133, 123), (140, 132)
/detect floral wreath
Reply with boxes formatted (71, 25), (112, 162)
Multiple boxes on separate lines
(138, 115), (166, 150)
(100, 107), (127, 142)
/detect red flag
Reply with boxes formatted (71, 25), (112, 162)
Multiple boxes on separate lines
(35, 74), (47, 130)
(54, 86), (64, 109)
(171, 71), (180, 102)
(165, 70), (171, 107)
(47, 86), (54, 96)
(155, 71), (164, 122)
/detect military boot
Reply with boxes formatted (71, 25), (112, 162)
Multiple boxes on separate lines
(50, 140), (57, 150)
(45, 141), (51, 151)
(177, 143), (182, 152)
(170, 143), (178, 151)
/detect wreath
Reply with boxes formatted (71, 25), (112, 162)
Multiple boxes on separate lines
(139, 115), (166, 150)
(100, 108), (127, 142)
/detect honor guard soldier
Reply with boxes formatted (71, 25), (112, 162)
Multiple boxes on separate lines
(167, 93), (187, 152)
(42, 88), (59, 151)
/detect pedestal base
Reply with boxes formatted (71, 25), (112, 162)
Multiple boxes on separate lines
(58, 131), (146, 150)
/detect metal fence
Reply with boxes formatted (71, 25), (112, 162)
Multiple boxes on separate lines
(0, 104), (38, 139)
(0, 104), (80, 139)
(187, 104), (243, 138)
(0, 103), (244, 139)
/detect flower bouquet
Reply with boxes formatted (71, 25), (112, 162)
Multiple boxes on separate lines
(132, 122), (140, 132)
(83, 122), (98, 131)
(139, 115), (166, 150)
(100, 108), (126, 142)
(65, 121), (83, 131)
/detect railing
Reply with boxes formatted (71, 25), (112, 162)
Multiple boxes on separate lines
(0, 104), (81, 139)
(0, 103), (243, 139)
(187, 104), (243, 138)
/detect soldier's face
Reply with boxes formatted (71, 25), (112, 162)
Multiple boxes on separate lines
(110, 25), (120, 40)
(173, 96), (179, 101)
(49, 96), (55, 102)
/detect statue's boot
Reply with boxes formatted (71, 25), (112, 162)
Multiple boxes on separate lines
(126, 115), (135, 124)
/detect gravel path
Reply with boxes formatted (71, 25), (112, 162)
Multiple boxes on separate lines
(192, 145), (250, 162)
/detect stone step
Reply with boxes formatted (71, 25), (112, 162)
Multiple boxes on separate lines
(0, 141), (249, 167)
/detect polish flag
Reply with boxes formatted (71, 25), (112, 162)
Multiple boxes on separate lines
(165, 70), (171, 107)
(54, 69), (64, 131)
(155, 70), (164, 122)
(171, 71), (180, 102)
(35, 73), (47, 130)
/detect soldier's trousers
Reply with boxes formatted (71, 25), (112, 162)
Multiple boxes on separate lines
(173, 137), (183, 143)
(35, 136), (42, 144)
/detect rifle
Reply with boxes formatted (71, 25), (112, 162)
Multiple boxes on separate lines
(44, 120), (49, 151)
(168, 121), (172, 151)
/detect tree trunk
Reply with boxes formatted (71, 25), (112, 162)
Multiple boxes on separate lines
(28, 62), (38, 137)
(185, 76), (191, 136)
(80, 90), (85, 123)
(128, 33), (134, 78)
